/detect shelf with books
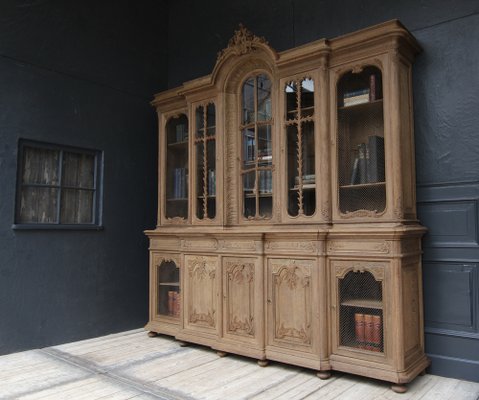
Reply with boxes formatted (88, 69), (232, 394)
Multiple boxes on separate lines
(167, 140), (188, 148)
(338, 98), (383, 112)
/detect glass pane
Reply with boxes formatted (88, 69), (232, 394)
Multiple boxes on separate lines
(258, 169), (272, 195)
(259, 193), (273, 219)
(303, 121), (316, 216)
(206, 103), (215, 128)
(257, 125), (272, 166)
(62, 152), (95, 189)
(165, 114), (189, 219)
(285, 81), (297, 120)
(196, 107), (204, 139)
(337, 66), (385, 214)
(242, 77), (255, 124)
(157, 260), (180, 318)
(301, 79), (315, 117)
(257, 74), (272, 121)
(60, 188), (94, 224)
(243, 172), (255, 218)
(18, 186), (58, 223)
(287, 125), (299, 216)
(22, 147), (60, 185)
(242, 128), (255, 168)
(196, 142), (205, 219)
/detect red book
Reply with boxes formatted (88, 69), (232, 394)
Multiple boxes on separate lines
(173, 291), (181, 317)
(354, 313), (365, 347)
(364, 314), (374, 351)
(372, 315), (382, 351)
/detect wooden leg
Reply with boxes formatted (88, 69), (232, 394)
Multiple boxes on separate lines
(419, 369), (426, 376)
(147, 331), (158, 338)
(391, 384), (408, 393)
(317, 370), (332, 380)
(216, 351), (228, 357)
(257, 359), (269, 367)
(177, 341), (190, 347)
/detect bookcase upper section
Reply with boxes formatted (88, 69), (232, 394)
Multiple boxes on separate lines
(152, 20), (421, 227)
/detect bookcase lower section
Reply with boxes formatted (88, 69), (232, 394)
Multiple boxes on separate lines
(145, 226), (428, 387)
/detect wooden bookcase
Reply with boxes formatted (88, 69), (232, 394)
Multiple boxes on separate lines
(145, 20), (429, 392)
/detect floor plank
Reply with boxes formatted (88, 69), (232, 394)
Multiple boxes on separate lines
(1, 330), (478, 400)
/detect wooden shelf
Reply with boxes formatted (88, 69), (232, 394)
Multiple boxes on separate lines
(166, 198), (188, 202)
(340, 299), (383, 309)
(291, 184), (316, 190)
(159, 282), (180, 287)
(167, 140), (188, 147)
(340, 182), (385, 190)
(338, 98), (383, 112)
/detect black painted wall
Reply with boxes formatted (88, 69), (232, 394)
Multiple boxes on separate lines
(167, 0), (479, 381)
(0, 1), (167, 353)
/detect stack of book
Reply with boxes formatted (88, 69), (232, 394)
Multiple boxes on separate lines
(294, 174), (315, 189)
(350, 136), (385, 185)
(167, 291), (180, 317)
(259, 170), (272, 194)
(173, 168), (187, 198)
(354, 313), (382, 351)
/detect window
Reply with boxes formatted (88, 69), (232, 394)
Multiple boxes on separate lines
(14, 140), (103, 228)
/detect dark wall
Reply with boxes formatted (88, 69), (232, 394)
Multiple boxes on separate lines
(167, 0), (479, 381)
(0, 0), (167, 353)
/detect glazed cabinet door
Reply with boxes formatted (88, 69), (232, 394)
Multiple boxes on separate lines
(146, 252), (181, 336)
(266, 258), (321, 368)
(183, 255), (220, 338)
(221, 257), (264, 353)
(330, 260), (391, 364)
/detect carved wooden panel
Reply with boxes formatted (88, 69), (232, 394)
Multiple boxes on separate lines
(223, 258), (256, 338)
(402, 262), (420, 355)
(269, 259), (314, 347)
(184, 255), (218, 331)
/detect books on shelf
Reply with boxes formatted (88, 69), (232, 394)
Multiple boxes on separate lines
(343, 88), (370, 107)
(354, 313), (382, 351)
(173, 167), (188, 199)
(167, 290), (180, 317)
(349, 136), (385, 185)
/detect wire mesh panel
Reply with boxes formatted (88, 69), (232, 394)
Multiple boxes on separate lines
(339, 270), (383, 352)
(337, 66), (385, 215)
(157, 260), (180, 318)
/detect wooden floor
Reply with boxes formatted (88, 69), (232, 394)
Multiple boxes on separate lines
(1, 330), (478, 400)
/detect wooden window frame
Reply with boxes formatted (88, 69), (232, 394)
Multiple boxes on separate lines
(13, 139), (103, 230)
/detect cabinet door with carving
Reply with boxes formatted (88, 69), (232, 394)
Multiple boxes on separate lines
(266, 258), (320, 365)
(222, 257), (263, 350)
(183, 255), (220, 337)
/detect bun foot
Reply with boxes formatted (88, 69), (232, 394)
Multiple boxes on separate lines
(257, 359), (269, 367)
(147, 331), (158, 337)
(420, 369), (426, 376)
(391, 384), (407, 393)
(317, 371), (331, 380)
(177, 341), (190, 347)
(216, 351), (228, 357)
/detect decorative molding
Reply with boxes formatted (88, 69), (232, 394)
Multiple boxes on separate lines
(219, 240), (257, 251)
(166, 216), (188, 224)
(266, 240), (317, 253)
(189, 309), (215, 326)
(335, 262), (385, 281)
(216, 24), (269, 64)
(342, 209), (383, 218)
(182, 238), (218, 250)
(328, 240), (391, 254)
(229, 315), (254, 335)
(276, 322), (311, 344)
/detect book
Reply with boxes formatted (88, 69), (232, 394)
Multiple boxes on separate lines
(358, 143), (368, 184)
(344, 88), (369, 99)
(371, 315), (382, 351)
(366, 135), (385, 183)
(364, 314), (374, 350)
(344, 93), (370, 107)
(173, 291), (180, 317)
(350, 157), (359, 185)
(354, 313), (365, 347)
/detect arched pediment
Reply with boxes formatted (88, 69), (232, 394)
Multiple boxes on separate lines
(212, 25), (278, 90)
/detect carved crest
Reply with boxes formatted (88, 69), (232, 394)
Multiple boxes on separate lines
(217, 24), (269, 63)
